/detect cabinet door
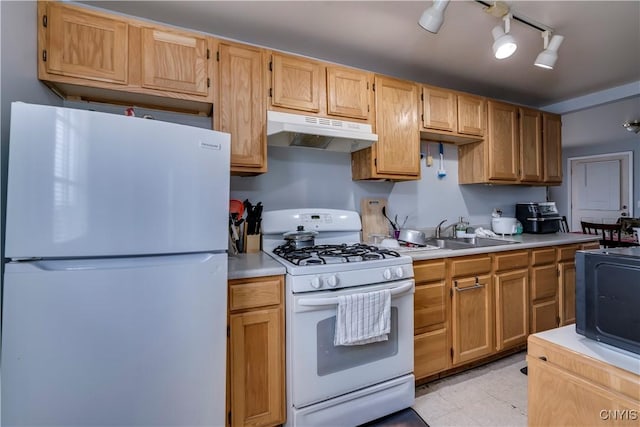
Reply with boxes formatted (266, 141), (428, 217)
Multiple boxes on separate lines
(375, 76), (420, 176)
(46, 3), (128, 84)
(543, 113), (563, 183)
(487, 101), (519, 181)
(326, 66), (370, 120)
(495, 269), (529, 351)
(452, 275), (493, 365)
(229, 308), (284, 427)
(422, 87), (456, 132)
(141, 27), (209, 96)
(415, 328), (449, 379)
(531, 299), (559, 334)
(457, 94), (485, 136)
(218, 43), (266, 171)
(559, 261), (576, 325)
(519, 108), (543, 182)
(271, 53), (320, 112)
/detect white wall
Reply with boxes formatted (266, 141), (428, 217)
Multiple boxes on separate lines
(230, 142), (547, 231)
(549, 96), (640, 220)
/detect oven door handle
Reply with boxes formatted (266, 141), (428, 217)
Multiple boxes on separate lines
(297, 281), (414, 307)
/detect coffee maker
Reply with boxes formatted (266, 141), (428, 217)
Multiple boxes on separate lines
(516, 202), (562, 234)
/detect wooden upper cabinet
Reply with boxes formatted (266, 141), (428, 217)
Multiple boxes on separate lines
(457, 94), (485, 136)
(421, 87), (485, 143)
(326, 66), (370, 120)
(217, 42), (266, 174)
(423, 86), (456, 132)
(141, 27), (209, 96)
(487, 100), (519, 181)
(44, 2), (128, 84)
(271, 53), (321, 113)
(374, 75), (420, 177)
(543, 113), (563, 184)
(519, 107), (543, 182)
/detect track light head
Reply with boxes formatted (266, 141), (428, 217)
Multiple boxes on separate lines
(623, 120), (640, 134)
(535, 31), (564, 69)
(419, 0), (450, 33)
(492, 15), (517, 59)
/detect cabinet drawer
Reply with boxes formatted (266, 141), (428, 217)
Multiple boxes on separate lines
(414, 328), (448, 379)
(581, 241), (600, 250)
(450, 255), (491, 278)
(493, 250), (529, 272)
(229, 276), (283, 311)
(414, 281), (446, 331)
(531, 264), (558, 300)
(557, 245), (579, 262)
(414, 260), (446, 283)
(531, 248), (556, 266)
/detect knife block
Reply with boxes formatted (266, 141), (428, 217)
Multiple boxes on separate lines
(244, 233), (261, 253)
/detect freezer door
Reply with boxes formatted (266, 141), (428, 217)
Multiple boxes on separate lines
(5, 102), (230, 258)
(1, 253), (227, 427)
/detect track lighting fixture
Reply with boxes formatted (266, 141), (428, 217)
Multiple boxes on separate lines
(623, 120), (640, 134)
(418, 0), (450, 34)
(491, 14), (517, 59)
(535, 31), (564, 69)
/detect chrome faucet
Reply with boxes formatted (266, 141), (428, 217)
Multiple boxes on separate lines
(435, 219), (447, 238)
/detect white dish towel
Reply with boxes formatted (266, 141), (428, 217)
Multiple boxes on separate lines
(334, 289), (391, 346)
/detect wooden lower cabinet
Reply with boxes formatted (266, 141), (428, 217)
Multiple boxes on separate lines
(451, 274), (493, 365)
(529, 249), (559, 334)
(531, 299), (559, 334)
(528, 333), (639, 426)
(558, 261), (576, 326)
(228, 276), (285, 427)
(413, 259), (449, 380)
(495, 269), (529, 351)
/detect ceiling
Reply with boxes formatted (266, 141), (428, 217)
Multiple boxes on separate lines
(85, 1), (640, 111)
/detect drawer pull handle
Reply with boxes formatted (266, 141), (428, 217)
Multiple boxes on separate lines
(455, 283), (485, 292)
(538, 356), (547, 361)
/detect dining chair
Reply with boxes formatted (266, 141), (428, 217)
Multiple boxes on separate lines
(580, 221), (624, 248)
(559, 216), (570, 233)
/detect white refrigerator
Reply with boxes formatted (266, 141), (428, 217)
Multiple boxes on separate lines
(2, 102), (231, 426)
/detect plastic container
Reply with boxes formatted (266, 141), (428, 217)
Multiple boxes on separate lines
(492, 217), (518, 235)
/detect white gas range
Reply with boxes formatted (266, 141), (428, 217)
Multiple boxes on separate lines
(262, 209), (415, 427)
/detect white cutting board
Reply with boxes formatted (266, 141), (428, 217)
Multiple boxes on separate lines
(360, 198), (391, 242)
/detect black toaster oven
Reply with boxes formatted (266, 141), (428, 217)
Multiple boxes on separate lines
(515, 202), (561, 234)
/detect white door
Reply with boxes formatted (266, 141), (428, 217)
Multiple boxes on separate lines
(5, 102), (230, 258)
(569, 152), (633, 231)
(1, 252), (227, 427)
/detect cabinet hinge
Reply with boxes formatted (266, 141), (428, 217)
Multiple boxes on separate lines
(42, 14), (47, 28)
(450, 347), (454, 359)
(557, 268), (560, 277)
(367, 105), (370, 113)
(269, 88), (273, 98)
(207, 78), (210, 88)
(226, 325), (230, 337)
(374, 158), (377, 167)
(367, 82), (369, 90)
(421, 93), (424, 101)
(227, 411), (231, 426)
(372, 83), (375, 92)
(556, 317), (560, 326)
(269, 61), (273, 72)
(206, 49), (210, 59)
(421, 113), (424, 122)
(450, 288), (453, 298)
(42, 50), (47, 62)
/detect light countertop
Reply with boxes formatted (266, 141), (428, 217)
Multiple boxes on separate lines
(401, 232), (599, 261)
(531, 325), (640, 375)
(228, 252), (286, 280)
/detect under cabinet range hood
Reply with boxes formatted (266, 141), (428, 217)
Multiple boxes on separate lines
(266, 111), (378, 152)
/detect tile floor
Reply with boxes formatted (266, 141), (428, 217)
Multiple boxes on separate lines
(412, 351), (528, 427)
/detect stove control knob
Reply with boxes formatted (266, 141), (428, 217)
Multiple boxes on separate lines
(395, 267), (405, 278)
(326, 275), (338, 288)
(310, 276), (321, 289)
(383, 269), (392, 280)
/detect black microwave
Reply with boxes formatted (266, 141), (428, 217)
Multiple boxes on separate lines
(575, 247), (640, 355)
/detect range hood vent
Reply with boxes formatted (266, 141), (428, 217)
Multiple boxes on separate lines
(266, 111), (378, 152)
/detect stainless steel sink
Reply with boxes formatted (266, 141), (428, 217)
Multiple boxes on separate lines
(424, 236), (518, 250)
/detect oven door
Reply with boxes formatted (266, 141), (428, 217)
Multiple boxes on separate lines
(288, 279), (414, 408)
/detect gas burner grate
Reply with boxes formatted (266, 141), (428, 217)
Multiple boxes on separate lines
(273, 242), (401, 266)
